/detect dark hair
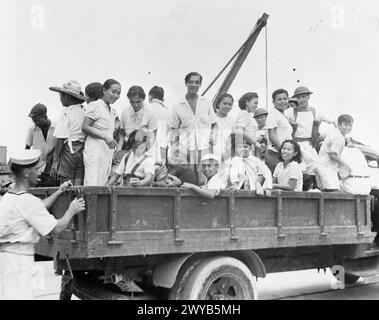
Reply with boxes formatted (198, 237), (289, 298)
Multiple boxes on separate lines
(127, 86), (146, 100)
(62, 92), (85, 105)
(184, 72), (203, 84)
(229, 133), (254, 157)
(215, 93), (234, 110)
(149, 86), (164, 101)
(85, 82), (104, 100)
(338, 114), (354, 125)
(278, 140), (302, 164)
(103, 79), (121, 91)
(10, 163), (23, 176)
(238, 92), (258, 110)
(272, 89), (289, 102)
(125, 129), (148, 150)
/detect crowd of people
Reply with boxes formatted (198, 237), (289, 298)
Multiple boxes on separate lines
(24, 72), (373, 197)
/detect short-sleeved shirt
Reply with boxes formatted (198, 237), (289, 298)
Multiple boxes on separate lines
(85, 99), (116, 137)
(235, 110), (257, 142)
(203, 173), (227, 196)
(54, 104), (86, 144)
(318, 128), (346, 169)
(120, 105), (158, 142)
(146, 100), (171, 148)
(170, 96), (217, 151)
(273, 161), (303, 192)
(265, 108), (293, 153)
(0, 192), (57, 255)
(115, 152), (155, 180)
(25, 122), (57, 174)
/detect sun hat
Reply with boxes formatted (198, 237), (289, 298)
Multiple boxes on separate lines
(253, 108), (269, 118)
(201, 154), (221, 164)
(9, 149), (41, 168)
(293, 86), (313, 97)
(28, 103), (47, 118)
(49, 80), (87, 101)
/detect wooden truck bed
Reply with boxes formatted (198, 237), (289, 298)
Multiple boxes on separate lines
(32, 187), (375, 260)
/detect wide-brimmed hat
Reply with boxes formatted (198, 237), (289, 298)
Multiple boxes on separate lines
(49, 80), (87, 101)
(253, 108), (269, 118)
(293, 86), (313, 97)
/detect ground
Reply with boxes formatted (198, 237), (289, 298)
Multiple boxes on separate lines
(31, 261), (379, 300)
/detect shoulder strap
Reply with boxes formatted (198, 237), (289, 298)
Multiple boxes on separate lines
(131, 155), (149, 176)
(123, 151), (133, 166)
(293, 108), (298, 121)
(311, 107), (316, 120)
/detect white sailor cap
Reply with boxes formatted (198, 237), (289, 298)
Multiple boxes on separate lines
(9, 149), (41, 168)
(201, 154), (221, 164)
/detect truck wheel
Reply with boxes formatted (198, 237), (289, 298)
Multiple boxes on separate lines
(172, 257), (258, 300)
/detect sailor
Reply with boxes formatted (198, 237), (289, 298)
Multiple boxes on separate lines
(0, 149), (85, 299)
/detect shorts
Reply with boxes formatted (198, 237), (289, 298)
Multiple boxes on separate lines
(58, 141), (85, 181)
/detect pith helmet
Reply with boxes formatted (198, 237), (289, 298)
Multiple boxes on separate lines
(293, 86), (313, 97)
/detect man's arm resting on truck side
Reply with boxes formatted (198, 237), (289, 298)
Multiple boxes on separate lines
(42, 181), (73, 210)
(50, 198), (85, 235)
(273, 178), (298, 191)
(181, 182), (218, 200)
(268, 128), (282, 151)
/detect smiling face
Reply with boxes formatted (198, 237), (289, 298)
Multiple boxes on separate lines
(201, 160), (219, 179)
(218, 97), (233, 116)
(129, 95), (144, 112)
(236, 142), (252, 158)
(273, 93), (289, 112)
(103, 84), (121, 105)
(281, 142), (297, 162)
(338, 121), (353, 136)
(246, 97), (259, 113)
(185, 75), (202, 95)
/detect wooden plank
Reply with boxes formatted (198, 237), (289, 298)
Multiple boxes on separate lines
(277, 196), (286, 239)
(319, 196), (328, 238)
(356, 198), (364, 238)
(174, 190), (184, 243)
(108, 190), (122, 246)
(229, 192), (238, 241)
(86, 195), (98, 234)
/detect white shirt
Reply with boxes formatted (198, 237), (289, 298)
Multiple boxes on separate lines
(25, 122), (57, 173)
(0, 192), (57, 255)
(115, 152), (155, 180)
(203, 173), (227, 196)
(54, 104), (86, 152)
(235, 110), (257, 142)
(171, 96), (217, 151)
(265, 108), (293, 152)
(273, 161), (303, 192)
(318, 128), (346, 169)
(214, 115), (235, 160)
(85, 99), (116, 137)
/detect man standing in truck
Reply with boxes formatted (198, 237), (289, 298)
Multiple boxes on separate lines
(0, 149), (85, 299)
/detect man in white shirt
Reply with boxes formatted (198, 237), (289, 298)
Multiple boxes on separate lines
(170, 72), (218, 183)
(25, 103), (57, 187)
(264, 89), (293, 173)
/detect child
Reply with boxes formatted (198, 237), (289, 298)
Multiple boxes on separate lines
(315, 114), (354, 192)
(107, 129), (155, 187)
(229, 133), (272, 195)
(273, 140), (303, 191)
(181, 154), (227, 199)
(213, 93), (236, 162)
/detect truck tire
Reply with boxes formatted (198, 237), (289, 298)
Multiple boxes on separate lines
(171, 257), (258, 300)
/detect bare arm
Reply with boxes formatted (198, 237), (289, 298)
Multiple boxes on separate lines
(181, 182), (218, 200)
(268, 128), (282, 151)
(117, 130), (126, 151)
(43, 181), (71, 210)
(273, 178), (298, 191)
(83, 117), (117, 149)
(131, 173), (153, 187)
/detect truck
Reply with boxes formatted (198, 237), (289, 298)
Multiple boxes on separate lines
(32, 186), (379, 300)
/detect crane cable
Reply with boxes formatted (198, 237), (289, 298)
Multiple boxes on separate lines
(265, 23), (269, 110)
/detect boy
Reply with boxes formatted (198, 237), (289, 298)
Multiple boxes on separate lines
(181, 154), (226, 199)
(315, 114), (354, 191)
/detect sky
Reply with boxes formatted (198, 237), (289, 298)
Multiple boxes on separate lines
(1, 0), (379, 160)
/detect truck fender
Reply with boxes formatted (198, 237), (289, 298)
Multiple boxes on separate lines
(153, 254), (193, 288)
(229, 250), (266, 278)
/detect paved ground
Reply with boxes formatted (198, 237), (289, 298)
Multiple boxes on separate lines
(30, 261), (379, 300)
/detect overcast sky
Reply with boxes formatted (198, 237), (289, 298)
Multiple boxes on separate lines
(1, 0), (379, 159)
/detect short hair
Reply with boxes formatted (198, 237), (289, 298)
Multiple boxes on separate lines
(10, 163), (23, 176)
(229, 133), (254, 157)
(278, 140), (302, 164)
(238, 92), (258, 110)
(184, 72), (203, 84)
(127, 86), (146, 100)
(338, 114), (354, 125)
(125, 129), (148, 149)
(85, 82), (103, 100)
(148, 86), (164, 101)
(215, 93), (234, 110)
(103, 79), (121, 91)
(272, 89), (289, 102)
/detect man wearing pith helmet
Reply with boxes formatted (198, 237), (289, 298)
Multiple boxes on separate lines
(0, 149), (85, 299)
